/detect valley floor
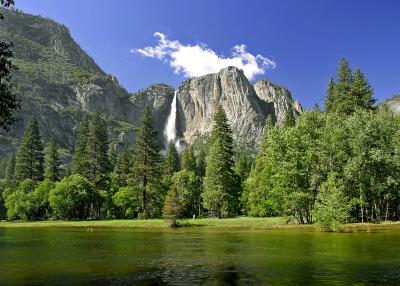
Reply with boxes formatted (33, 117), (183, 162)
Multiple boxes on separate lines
(1, 217), (400, 231)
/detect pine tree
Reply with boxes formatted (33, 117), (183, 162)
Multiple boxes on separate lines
(4, 153), (15, 187)
(72, 113), (90, 176)
(202, 106), (237, 216)
(15, 119), (44, 182)
(86, 113), (112, 190)
(195, 148), (206, 178)
(164, 142), (180, 177)
(116, 146), (134, 186)
(351, 68), (375, 110)
(324, 78), (336, 113)
(44, 139), (61, 182)
(324, 58), (375, 114)
(181, 147), (197, 173)
(131, 106), (162, 216)
(0, 1), (19, 131)
(284, 108), (296, 127)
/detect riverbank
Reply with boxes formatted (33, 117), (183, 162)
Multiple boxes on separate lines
(1, 217), (400, 231)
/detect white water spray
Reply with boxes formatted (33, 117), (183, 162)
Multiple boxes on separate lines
(164, 90), (180, 150)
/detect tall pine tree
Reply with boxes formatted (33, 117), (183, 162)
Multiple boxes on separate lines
(324, 58), (375, 114)
(131, 106), (162, 216)
(181, 147), (197, 173)
(44, 139), (61, 182)
(284, 108), (296, 127)
(72, 113), (90, 176)
(202, 106), (237, 217)
(164, 142), (180, 177)
(15, 119), (44, 182)
(4, 153), (15, 187)
(86, 113), (112, 190)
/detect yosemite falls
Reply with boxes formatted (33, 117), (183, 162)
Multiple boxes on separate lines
(163, 90), (180, 150)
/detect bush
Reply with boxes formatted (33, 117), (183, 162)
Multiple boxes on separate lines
(49, 175), (97, 220)
(112, 186), (140, 219)
(4, 179), (36, 220)
(25, 179), (54, 220)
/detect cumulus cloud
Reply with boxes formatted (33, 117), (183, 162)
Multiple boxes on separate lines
(132, 32), (276, 80)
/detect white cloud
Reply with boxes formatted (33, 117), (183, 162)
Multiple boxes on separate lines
(133, 32), (276, 80)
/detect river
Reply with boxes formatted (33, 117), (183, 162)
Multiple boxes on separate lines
(0, 227), (399, 285)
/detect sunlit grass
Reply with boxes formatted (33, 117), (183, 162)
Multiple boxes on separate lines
(1, 217), (399, 231)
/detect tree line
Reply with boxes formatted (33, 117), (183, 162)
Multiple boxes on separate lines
(0, 58), (399, 230)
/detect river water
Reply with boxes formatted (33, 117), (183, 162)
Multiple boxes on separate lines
(0, 227), (399, 285)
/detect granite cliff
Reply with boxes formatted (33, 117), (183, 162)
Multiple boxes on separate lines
(0, 8), (301, 161)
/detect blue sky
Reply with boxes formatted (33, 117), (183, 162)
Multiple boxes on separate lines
(14, 0), (400, 108)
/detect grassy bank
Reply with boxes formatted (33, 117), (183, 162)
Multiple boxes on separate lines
(0, 217), (399, 231)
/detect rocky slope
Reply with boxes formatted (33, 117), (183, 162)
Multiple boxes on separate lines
(0, 9), (173, 159)
(176, 67), (302, 146)
(379, 95), (400, 113)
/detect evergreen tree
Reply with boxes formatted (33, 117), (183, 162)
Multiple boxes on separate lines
(86, 113), (112, 190)
(324, 78), (336, 112)
(0, 0), (19, 131)
(284, 108), (296, 127)
(116, 146), (134, 186)
(15, 119), (44, 182)
(44, 139), (61, 182)
(181, 147), (197, 173)
(351, 68), (375, 110)
(4, 153), (15, 187)
(72, 113), (90, 176)
(164, 142), (180, 176)
(131, 107), (162, 216)
(195, 148), (206, 178)
(202, 106), (237, 216)
(324, 58), (375, 114)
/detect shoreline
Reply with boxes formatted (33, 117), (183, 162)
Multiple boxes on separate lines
(1, 217), (400, 231)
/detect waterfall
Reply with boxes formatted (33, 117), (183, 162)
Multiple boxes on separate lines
(164, 90), (180, 150)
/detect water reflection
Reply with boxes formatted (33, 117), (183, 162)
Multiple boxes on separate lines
(0, 227), (400, 285)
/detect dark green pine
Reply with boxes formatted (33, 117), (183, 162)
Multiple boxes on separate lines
(15, 118), (44, 182)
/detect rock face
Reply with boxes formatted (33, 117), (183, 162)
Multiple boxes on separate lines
(176, 66), (302, 146)
(0, 9), (172, 159)
(0, 9), (302, 161)
(379, 95), (400, 113)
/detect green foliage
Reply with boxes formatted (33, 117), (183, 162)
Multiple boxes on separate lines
(0, 1), (19, 130)
(203, 106), (238, 217)
(172, 169), (201, 216)
(312, 174), (351, 231)
(163, 142), (180, 178)
(116, 146), (134, 186)
(181, 147), (197, 173)
(25, 179), (54, 220)
(162, 185), (183, 227)
(4, 179), (36, 220)
(243, 109), (400, 224)
(324, 58), (375, 114)
(131, 106), (162, 217)
(44, 139), (61, 182)
(283, 108), (296, 127)
(49, 174), (97, 220)
(86, 113), (112, 190)
(15, 119), (44, 182)
(72, 113), (112, 191)
(72, 113), (90, 176)
(112, 186), (141, 219)
(4, 153), (15, 187)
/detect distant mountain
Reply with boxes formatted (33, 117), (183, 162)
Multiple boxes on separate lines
(0, 8), (302, 161)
